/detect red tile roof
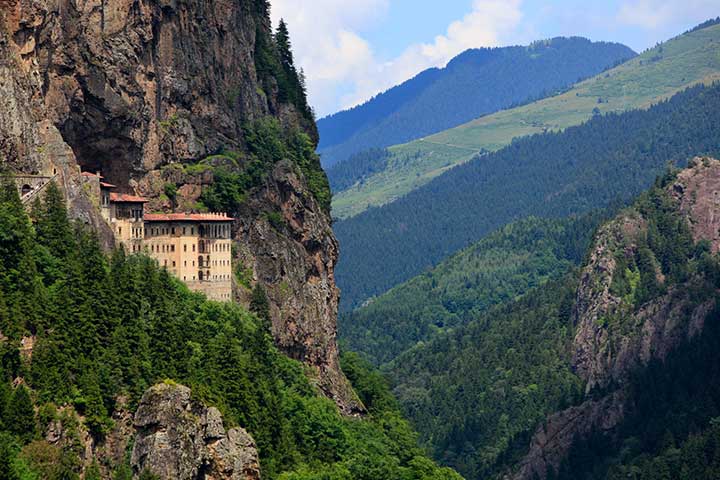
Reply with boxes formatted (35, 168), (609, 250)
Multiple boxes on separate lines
(144, 213), (234, 222)
(100, 181), (116, 188)
(109, 193), (148, 203)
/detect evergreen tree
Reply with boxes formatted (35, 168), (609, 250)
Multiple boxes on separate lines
(7, 385), (36, 443)
(250, 283), (271, 330)
(34, 182), (73, 261)
(0, 433), (19, 480)
(275, 20), (296, 74)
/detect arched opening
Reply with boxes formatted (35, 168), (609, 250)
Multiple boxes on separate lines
(21, 184), (32, 197)
(199, 271), (204, 281)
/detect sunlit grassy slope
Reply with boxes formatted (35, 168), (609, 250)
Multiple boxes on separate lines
(332, 23), (720, 219)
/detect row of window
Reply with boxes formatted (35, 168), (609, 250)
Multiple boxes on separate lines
(145, 225), (232, 238)
(157, 259), (232, 269)
(180, 273), (232, 282)
(152, 244), (177, 253)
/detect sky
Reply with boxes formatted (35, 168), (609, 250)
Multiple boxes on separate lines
(270, 0), (719, 118)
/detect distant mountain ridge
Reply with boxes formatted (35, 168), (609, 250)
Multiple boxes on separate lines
(318, 37), (636, 167)
(332, 20), (720, 219)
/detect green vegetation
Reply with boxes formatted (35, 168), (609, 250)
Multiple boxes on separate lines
(326, 148), (392, 193)
(198, 118), (331, 214)
(555, 303), (720, 480)
(335, 82), (720, 311)
(388, 273), (583, 479)
(377, 172), (720, 480)
(332, 21), (720, 219)
(340, 213), (608, 365)
(253, 5), (314, 127)
(0, 179), (458, 479)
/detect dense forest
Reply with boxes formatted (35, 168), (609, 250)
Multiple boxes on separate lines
(335, 82), (720, 311)
(325, 148), (392, 193)
(0, 179), (460, 480)
(383, 173), (720, 480)
(317, 38), (635, 167)
(339, 212), (611, 365)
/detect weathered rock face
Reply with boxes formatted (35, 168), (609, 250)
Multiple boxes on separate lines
(234, 160), (360, 413)
(511, 158), (720, 480)
(131, 383), (261, 480)
(0, 0), (356, 411)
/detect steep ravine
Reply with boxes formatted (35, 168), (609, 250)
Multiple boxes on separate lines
(0, 0), (359, 413)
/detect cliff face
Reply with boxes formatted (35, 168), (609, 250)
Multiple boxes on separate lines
(512, 158), (720, 479)
(0, 0), (357, 412)
(132, 383), (261, 480)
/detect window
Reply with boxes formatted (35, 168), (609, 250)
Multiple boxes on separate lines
(199, 271), (204, 281)
(184, 261), (187, 267)
(172, 227), (175, 235)
(183, 227), (186, 235)
(171, 245), (175, 252)
(173, 261), (176, 267)
(118, 227), (122, 235)
(184, 245), (187, 252)
(192, 245), (196, 252)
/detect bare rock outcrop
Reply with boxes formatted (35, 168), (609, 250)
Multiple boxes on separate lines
(131, 382), (261, 480)
(235, 160), (361, 413)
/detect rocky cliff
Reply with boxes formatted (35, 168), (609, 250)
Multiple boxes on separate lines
(0, 0), (358, 412)
(132, 383), (261, 480)
(511, 158), (720, 479)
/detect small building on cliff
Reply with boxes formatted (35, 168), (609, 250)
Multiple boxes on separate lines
(86, 172), (234, 302)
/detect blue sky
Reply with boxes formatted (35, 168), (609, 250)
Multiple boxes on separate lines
(271, 1), (718, 117)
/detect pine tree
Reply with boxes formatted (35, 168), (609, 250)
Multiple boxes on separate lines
(34, 182), (74, 260)
(250, 283), (271, 330)
(275, 19), (296, 74)
(0, 433), (19, 480)
(7, 385), (36, 443)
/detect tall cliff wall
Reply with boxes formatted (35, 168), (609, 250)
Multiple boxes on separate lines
(0, 0), (359, 413)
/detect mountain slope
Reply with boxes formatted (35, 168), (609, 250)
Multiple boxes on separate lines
(0, 0), (355, 411)
(318, 37), (635, 168)
(0, 181), (462, 480)
(386, 159), (720, 480)
(332, 20), (720, 219)
(339, 213), (607, 365)
(335, 81), (720, 311)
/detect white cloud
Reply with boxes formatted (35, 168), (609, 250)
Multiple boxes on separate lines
(617, 0), (718, 30)
(272, 0), (524, 116)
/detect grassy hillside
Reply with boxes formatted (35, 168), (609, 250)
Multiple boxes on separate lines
(332, 21), (720, 219)
(318, 38), (634, 168)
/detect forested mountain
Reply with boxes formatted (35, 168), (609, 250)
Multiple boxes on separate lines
(335, 82), (720, 311)
(318, 37), (635, 167)
(332, 20), (720, 219)
(339, 213), (610, 365)
(382, 160), (720, 480)
(0, 180), (461, 479)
